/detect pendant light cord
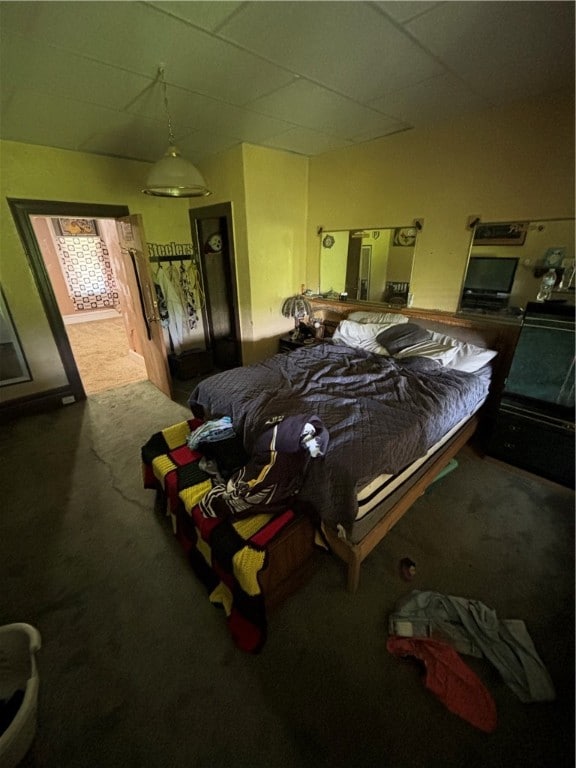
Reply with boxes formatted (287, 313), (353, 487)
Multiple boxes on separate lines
(159, 65), (175, 146)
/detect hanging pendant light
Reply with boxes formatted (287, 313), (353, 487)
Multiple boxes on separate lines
(142, 65), (212, 198)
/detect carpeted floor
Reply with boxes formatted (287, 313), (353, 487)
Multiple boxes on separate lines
(0, 381), (574, 768)
(65, 317), (147, 394)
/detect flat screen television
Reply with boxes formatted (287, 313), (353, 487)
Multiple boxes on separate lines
(463, 256), (519, 295)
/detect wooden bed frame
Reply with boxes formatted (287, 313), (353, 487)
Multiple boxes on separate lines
(307, 299), (522, 592)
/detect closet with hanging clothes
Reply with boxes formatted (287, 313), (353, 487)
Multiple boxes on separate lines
(150, 254), (213, 379)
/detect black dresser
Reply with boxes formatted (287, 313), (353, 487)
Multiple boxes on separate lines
(487, 301), (575, 488)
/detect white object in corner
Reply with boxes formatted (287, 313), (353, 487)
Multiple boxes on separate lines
(0, 623), (42, 768)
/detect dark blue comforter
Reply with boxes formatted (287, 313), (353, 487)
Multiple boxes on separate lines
(188, 344), (490, 524)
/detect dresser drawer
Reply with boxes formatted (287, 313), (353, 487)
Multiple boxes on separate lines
(488, 409), (574, 487)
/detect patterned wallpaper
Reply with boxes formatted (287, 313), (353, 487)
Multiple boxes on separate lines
(56, 235), (119, 311)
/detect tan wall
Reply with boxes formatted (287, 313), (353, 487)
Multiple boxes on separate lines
(306, 91), (575, 312)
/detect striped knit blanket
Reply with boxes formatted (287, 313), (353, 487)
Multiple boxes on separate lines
(141, 418), (298, 653)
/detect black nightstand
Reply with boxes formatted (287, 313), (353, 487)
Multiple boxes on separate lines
(278, 336), (322, 353)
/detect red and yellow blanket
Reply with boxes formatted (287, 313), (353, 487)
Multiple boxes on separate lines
(141, 419), (299, 653)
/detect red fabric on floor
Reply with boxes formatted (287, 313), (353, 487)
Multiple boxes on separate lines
(387, 636), (497, 733)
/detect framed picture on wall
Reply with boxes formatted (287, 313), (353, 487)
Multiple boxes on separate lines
(473, 222), (528, 246)
(54, 218), (99, 237)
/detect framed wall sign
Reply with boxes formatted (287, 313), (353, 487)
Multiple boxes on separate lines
(473, 222), (528, 246)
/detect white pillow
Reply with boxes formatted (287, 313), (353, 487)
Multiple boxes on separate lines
(331, 320), (390, 355)
(430, 332), (498, 373)
(347, 311), (409, 325)
(396, 331), (498, 373)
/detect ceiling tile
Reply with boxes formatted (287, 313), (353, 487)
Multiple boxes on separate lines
(0, 1), (296, 105)
(369, 73), (490, 124)
(0, 87), (136, 154)
(247, 79), (407, 140)
(0, 31), (153, 112)
(262, 128), (352, 157)
(373, 2), (443, 25)
(218, 1), (445, 102)
(177, 131), (241, 162)
(144, 1), (245, 32)
(123, 82), (220, 134)
(349, 121), (412, 144)
(125, 82), (295, 141)
(78, 118), (168, 163)
(0, 1), (573, 163)
(187, 101), (296, 143)
(406, 1), (575, 102)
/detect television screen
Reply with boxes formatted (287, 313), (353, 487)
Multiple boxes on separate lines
(463, 257), (519, 294)
(505, 304), (575, 412)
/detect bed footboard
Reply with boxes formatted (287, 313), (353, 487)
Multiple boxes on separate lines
(323, 415), (479, 592)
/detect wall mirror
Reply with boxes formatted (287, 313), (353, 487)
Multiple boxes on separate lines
(0, 286), (32, 386)
(318, 226), (419, 306)
(459, 218), (575, 317)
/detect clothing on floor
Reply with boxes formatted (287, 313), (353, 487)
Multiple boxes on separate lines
(389, 590), (556, 703)
(386, 636), (497, 733)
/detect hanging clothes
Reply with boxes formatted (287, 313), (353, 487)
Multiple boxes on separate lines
(154, 265), (188, 355)
(177, 261), (200, 331)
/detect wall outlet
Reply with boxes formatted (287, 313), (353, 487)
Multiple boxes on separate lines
(61, 395), (76, 405)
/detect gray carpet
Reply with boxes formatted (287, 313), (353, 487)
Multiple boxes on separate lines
(0, 381), (574, 768)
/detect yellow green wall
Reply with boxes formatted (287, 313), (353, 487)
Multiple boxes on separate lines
(185, 143), (309, 364)
(319, 230), (349, 295)
(240, 144), (308, 362)
(306, 90), (575, 311)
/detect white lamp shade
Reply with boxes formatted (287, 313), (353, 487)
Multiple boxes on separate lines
(142, 145), (211, 198)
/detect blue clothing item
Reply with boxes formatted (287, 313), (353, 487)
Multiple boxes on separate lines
(187, 417), (235, 450)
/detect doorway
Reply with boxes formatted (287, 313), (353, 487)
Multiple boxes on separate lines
(29, 213), (147, 395)
(8, 200), (172, 404)
(189, 202), (242, 370)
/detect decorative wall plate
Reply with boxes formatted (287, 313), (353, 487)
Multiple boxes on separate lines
(322, 234), (335, 248)
(206, 232), (223, 253)
(393, 227), (417, 247)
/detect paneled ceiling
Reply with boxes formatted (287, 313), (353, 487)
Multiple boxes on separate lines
(1, 1), (574, 164)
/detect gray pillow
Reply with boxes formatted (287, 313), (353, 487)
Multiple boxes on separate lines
(376, 322), (432, 355)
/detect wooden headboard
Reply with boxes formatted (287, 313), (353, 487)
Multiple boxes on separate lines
(309, 298), (522, 418)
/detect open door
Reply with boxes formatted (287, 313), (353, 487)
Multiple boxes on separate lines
(113, 215), (172, 397)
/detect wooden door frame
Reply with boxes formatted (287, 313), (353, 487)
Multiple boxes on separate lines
(189, 201), (242, 366)
(7, 198), (130, 410)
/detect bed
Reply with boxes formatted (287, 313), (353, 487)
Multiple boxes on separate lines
(188, 304), (520, 591)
